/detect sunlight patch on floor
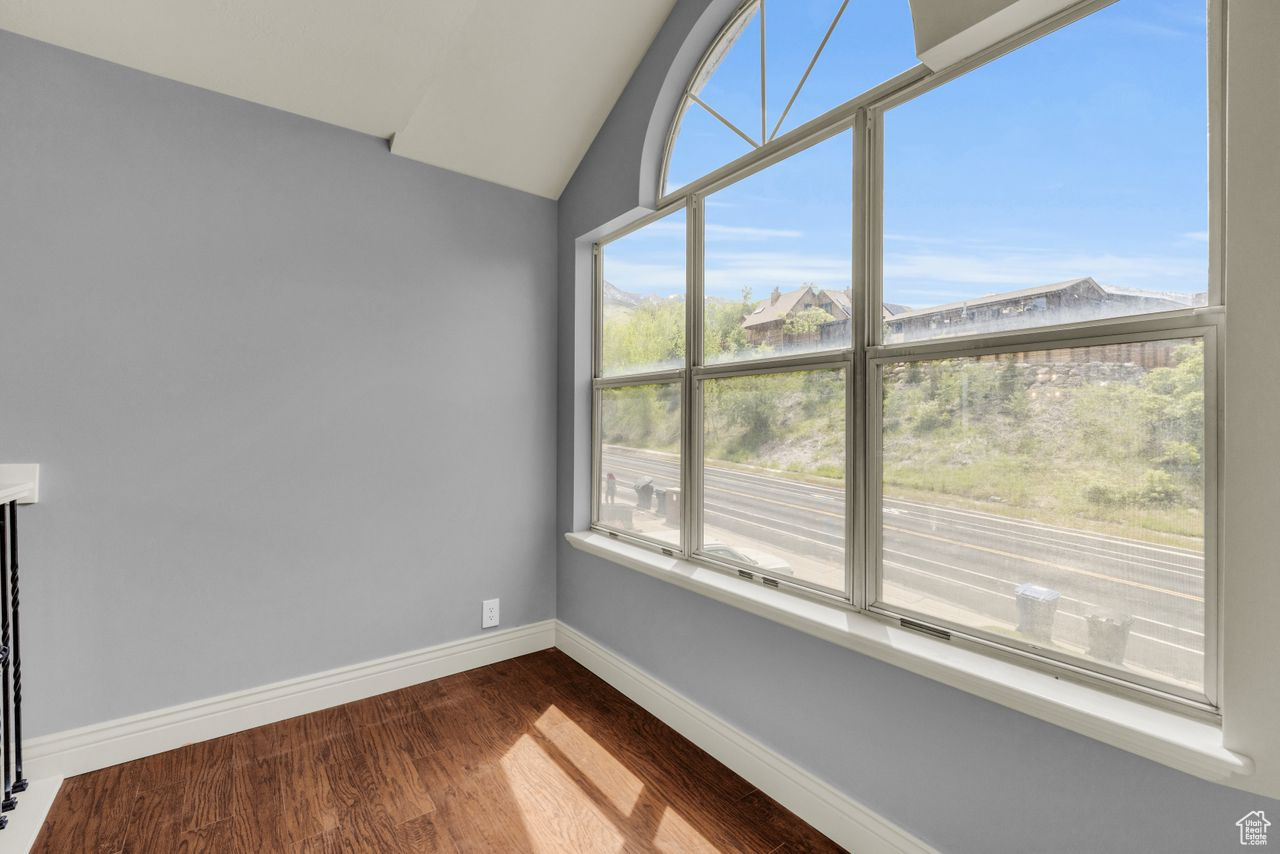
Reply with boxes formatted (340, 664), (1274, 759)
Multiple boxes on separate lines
(500, 732), (626, 853)
(534, 704), (645, 815)
(654, 805), (719, 852)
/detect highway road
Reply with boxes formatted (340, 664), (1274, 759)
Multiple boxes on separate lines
(600, 444), (1205, 689)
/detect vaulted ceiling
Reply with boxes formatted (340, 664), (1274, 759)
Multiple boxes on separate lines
(0, 0), (677, 199)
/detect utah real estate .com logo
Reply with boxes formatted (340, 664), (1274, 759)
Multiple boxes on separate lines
(1238, 811), (1270, 846)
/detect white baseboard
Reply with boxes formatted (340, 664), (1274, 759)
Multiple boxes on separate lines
(18, 618), (928, 854)
(555, 621), (936, 854)
(23, 620), (556, 782)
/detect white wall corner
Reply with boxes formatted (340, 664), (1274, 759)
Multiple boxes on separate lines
(554, 620), (937, 854)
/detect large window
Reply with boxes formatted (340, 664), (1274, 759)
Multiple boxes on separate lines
(702, 367), (847, 593)
(875, 335), (1210, 694)
(595, 0), (1219, 710)
(595, 206), (689, 552)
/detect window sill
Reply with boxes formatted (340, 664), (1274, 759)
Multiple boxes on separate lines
(565, 530), (1253, 786)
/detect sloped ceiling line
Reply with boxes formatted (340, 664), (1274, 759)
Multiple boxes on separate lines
(0, 0), (676, 199)
(1, 0), (1082, 199)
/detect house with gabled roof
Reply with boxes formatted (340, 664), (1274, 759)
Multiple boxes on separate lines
(741, 285), (853, 348)
(741, 285), (821, 346)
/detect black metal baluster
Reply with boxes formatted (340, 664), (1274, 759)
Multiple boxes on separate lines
(0, 503), (12, 812)
(8, 503), (24, 794)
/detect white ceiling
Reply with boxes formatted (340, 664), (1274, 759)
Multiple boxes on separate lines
(0, 0), (677, 199)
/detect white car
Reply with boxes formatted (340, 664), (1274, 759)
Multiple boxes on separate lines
(702, 541), (793, 576)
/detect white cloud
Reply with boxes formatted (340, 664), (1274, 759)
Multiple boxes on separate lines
(883, 249), (1207, 299)
(1182, 231), (1210, 242)
(884, 233), (959, 246)
(706, 224), (803, 239)
(603, 257), (685, 294)
(705, 250), (850, 297)
(608, 237), (1208, 304)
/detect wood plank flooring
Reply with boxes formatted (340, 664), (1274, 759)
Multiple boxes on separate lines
(33, 650), (844, 852)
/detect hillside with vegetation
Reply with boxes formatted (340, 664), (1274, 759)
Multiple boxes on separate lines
(599, 283), (1205, 543)
(882, 342), (1204, 541)
(600, 283), (759, 370)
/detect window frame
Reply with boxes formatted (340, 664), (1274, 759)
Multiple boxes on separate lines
(591, 201), (691, 556)
(866, 321), (1221, 711)
(694, 360), (853, 600)
(592, 0), (1225, 715)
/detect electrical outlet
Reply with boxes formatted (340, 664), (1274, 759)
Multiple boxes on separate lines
(482, 598), (499, 629)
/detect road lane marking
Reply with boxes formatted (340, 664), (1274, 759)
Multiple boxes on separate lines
(885, 496), (1204, 560)
(607, 448), (1203, 566)
(603, 450), (1205, 596)
(889, 506), (1204, 574)
(602, 458), (847, 521)
(604, 446), (843, 498)
(704, 483), (845, 520)
(882, 549), (1204, 639)
(882, 525), (1204, 603)
(704, 505), (844, 549)
(604, 449), (1203, 566)
(888, 512), (1204, 579)
(883, 561), (1205, 656)
(606, 458), (1203, 592)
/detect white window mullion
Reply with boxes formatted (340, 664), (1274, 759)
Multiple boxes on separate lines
(686, 192), (704, 559)
(851, 108), (871, 609)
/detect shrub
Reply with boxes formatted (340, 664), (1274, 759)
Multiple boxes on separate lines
(1137, 469), (1179, 505)
(1084, 469), (1179, 507)
(912, 399), (950, 434)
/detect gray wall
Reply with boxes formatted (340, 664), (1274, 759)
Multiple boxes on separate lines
(555, 2), (1280, 853)
(0, 30), (558, 736)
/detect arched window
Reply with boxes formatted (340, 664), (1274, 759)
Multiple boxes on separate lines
(662, 0), (918, 196)
(595, 0), (1221, 713)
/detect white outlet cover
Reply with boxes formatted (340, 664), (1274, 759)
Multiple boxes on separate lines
(482, 598), (499, 628)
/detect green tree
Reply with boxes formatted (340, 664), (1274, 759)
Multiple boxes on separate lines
(705, 286), (754, 361)
(602, 300), (684, 372)
(784, 306), (833, 336)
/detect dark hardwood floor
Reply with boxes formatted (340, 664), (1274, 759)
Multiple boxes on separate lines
(33, 649), (843, 852)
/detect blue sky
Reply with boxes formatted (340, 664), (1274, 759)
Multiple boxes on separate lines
(605, 0), (1209, 310)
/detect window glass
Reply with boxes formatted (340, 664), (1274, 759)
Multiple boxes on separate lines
(664, 0), (916, 194)
(598, 383), (683, 547)
(704, 131), (853, 365)
(697, 3), (763, 144)
(702, 367), (846, 592)
(878, 338), (1206, 692)
(600, 208), (686, 377)
(768, 0), (916, 138)
(882, 0), (1209, 344)
(666, 101), (754, 193)
(598, 0), (1217, 704)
